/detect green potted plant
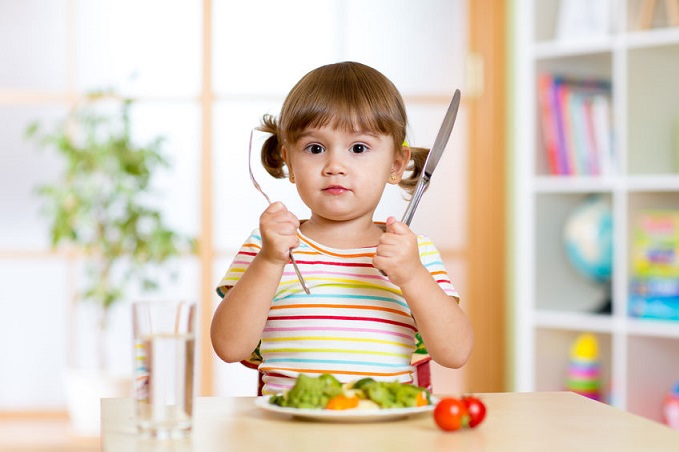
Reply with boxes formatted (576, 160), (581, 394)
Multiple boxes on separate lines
(26, 90), (194, 435)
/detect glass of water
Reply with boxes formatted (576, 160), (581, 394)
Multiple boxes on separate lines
(132, 300), (196, 438)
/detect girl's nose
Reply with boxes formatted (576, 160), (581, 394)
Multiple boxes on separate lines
(322, 149), (346, 175)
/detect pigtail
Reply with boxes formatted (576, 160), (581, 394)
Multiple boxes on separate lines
(398, 146), (429, 196)
(258, 114), (287, 179)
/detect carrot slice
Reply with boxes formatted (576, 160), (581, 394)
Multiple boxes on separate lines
(416, 391), (429, 407)
(326, 395), (360, 410)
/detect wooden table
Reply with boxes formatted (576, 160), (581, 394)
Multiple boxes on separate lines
(101, 392), (679, 451)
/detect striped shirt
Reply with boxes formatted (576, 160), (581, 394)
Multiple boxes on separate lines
(216, 226), (458, 395)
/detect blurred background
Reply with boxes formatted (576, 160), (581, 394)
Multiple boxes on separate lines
(2, 0), (501, 447)
(8, 0), (679, 449)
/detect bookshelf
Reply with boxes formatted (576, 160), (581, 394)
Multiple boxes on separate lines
(512, 0), (679, 423)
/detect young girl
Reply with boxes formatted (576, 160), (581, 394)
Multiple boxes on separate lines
(211, 61), (473, 395)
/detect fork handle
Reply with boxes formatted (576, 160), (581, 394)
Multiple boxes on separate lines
(289, 251), (310, 294)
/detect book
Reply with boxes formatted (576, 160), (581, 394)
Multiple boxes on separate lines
(556, 79), (576, 174)
(591, 94), (614, 175)
(582, 98), (601, 175)
(537, 74), (561, 174)
(536, 74), (613, 176)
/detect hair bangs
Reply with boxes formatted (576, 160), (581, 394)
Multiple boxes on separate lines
(280, 62), (406, 145)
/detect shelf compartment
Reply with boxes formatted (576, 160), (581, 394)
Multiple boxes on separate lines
(626, 335), (679, 422)
(535, 193), (614, 313)
(627, 43), (679, 175)
(535, 328), (612, 400)
(533, 57), (614, 177)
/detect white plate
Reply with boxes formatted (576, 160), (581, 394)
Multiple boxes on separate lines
(254, 395), (436, 423)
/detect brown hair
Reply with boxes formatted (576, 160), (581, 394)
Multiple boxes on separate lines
(258, 61), (428, 195)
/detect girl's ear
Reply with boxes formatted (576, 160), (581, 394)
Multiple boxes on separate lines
(389, 144), (411, 184)
(282, 145), (294, 182)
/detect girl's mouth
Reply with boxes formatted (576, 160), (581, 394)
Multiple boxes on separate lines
(323, 185), (349, 195)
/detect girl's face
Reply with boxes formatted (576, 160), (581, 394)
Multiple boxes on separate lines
(282, 125), (409, 224)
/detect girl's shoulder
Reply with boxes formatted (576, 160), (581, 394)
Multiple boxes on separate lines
(244, 228), (263, 244)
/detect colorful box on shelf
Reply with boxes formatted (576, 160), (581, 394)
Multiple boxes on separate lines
(629, 291), (679, 322)
(632, 210), (679, 278)
(630, 211), (679, 320)
(629, 278), (679, 320)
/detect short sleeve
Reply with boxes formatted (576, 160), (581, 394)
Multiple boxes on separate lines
(215, 229), (262, 298)
(417, 235), (459, 299)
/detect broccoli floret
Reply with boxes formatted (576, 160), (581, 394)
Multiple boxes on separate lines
(350, 378), (376, 390)
(270, 374), (343, 409)
(318, 373), (341, 389)
(363, 381), (428, 408)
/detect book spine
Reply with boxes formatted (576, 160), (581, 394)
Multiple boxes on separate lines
(537, 74), (561, 175)
(553, 77), (573, 174)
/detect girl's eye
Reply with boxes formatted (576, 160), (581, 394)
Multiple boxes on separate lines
(304, 144), (324, 154)
(350, 143), (368, 154)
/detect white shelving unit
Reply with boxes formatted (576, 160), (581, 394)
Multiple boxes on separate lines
(512, 0), (679, 422)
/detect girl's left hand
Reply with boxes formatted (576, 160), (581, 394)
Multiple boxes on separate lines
(374, 216), (421, 286)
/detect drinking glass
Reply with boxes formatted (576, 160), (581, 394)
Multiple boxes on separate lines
(132, 300), (196, 438)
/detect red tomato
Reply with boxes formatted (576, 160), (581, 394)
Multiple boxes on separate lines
(433, 397), (469, 431)
(462, 395), (487, 428)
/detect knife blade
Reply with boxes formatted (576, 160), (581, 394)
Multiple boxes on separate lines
(401, 89), (461, 225)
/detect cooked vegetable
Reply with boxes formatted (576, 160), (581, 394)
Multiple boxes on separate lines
(326, 395), (360, 410)
(416, 391), (429, 407)
(359, 380), (430, 409)
(269, 374), (431, 410)
(351, 378), (376, 390)
(269, 374), (343, 409)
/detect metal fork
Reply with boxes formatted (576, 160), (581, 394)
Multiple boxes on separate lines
(248, 129), (311, 294)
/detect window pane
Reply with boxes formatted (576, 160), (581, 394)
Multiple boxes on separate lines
(0, 0), (69, 90)
(213, 0), (339, 96)
(75, 0), (202, 96)
(0, 105), (67, 250)
(0, 259), (68, 409)
(343, 0), (466, 95)
(129, 101), (201, 238)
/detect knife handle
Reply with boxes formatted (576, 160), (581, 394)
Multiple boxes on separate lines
(378, 177), (429, 278)
(401, 177), (429, 226)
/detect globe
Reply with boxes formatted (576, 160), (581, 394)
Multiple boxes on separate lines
(563, 195), (613, 283)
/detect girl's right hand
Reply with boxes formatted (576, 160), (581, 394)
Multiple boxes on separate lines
(258, 202), (301, 265)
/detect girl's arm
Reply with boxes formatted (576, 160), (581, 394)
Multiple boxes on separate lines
(374, 217), (474, 368)
(210, 202), (300, 363)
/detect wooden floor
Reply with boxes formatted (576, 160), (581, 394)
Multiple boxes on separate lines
(0, 416), (100, 452)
